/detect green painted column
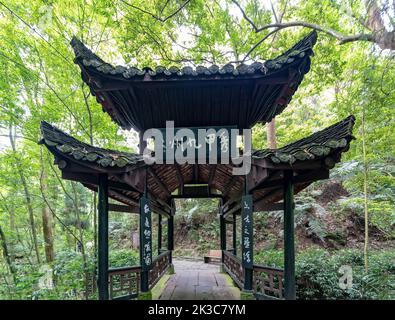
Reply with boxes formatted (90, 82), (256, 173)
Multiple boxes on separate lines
(168, 215), (174, 263)
(241, 195), (253, 291)
(220, 213), (226, 251)
(219, 200), (226, 264)
(139, 196), (152, 293)
(233, 212), (237, 255)
(97, 174), (109, 300)
(158, 214), (162, 255)
(284, 170), (296, 300)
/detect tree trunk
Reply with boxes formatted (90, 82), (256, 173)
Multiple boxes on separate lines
(364, 0), (395, 50)
(362, 106), (369, 272)
(0, 223), (16, 276)
(40, 169), (55, 263)
(9, 125), (40, 264)
(71, 182), (89, 299)
(82, 86), (98, 255)
(9, 205), (15, 264)
(0, 192), (17, 264)
(267, 118), (277, 149)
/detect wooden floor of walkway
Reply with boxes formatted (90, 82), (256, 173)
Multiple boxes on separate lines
(158, 259), (240, 300)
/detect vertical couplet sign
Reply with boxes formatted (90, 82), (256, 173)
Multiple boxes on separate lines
(140, 196), (152, 271)
(241, 195), (253, 269)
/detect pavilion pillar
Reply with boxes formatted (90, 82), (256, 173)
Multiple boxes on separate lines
(284, 170), (296, 300)
(232, 212), (237, 255)
(97, 174), (109, 300)
(218, 199), (226, 266)
(168, 214), (174, 264)
(139, 196), (152, 299)
(220, 209), (226, 261)
(241, 194), (254, 297)
(158, 214), (162, 255)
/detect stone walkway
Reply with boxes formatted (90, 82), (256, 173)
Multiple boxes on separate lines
(158, 259), (240, 300)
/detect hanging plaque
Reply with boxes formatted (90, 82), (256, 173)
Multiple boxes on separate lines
(140, 196), (152, 271)
(241, 195), (253, 269)
(158, 126), (238, 162)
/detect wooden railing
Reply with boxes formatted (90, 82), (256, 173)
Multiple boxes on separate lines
(222, 250), (284, 299)
(85, 252), (170, 299)
(149, 250), (171, 289)
(108, 266), (141, 300)
(253, 265), (284, 299)
(223, 250), (244, 288)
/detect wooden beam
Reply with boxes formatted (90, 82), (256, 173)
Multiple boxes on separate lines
(172, 194), (223, 199)
(208, 165), (217, 189)
(174, 163), (184, 195)
(62, 171), (140, 194)
(147, 167), (170, 198)
(248, 165), (269, 192)
(181, 185), (209, 198)
(253, 158), (323, 170)
(151, 195), (172, 213)
(222, 175), (237, 198)
(148, 201), (170, 218)
(108, 203), (138, 213)
(221, 197), (241, 214)
(251, 187), (282, 208)
(252, 169), (329, 191)
(95, 76), (287, 92)
(294, 169), (329, 184)
(108, 189), (139, 207)
(223, 203), (241, 219)
(193, 164), (199, 183)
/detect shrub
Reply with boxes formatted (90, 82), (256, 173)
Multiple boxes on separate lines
(109, 249), (139, 267)
(255, 247), (395, 299)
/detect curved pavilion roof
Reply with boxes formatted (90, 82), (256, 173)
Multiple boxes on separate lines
(40, 115), (355, 219)
(71, 31), (318, 131)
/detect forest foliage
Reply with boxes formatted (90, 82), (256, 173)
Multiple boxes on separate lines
(0, 0), (394, 299)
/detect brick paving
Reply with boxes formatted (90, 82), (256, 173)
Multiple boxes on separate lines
(158, 259), (240, 300)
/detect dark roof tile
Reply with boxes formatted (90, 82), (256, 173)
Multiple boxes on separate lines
(39, 121), (143, 168)
(70, 31), (317, 81)
(252, 115), (355, 164)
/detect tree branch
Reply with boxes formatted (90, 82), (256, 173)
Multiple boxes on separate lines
(120, 0), (190, 23)
(243, 28), (282, 61)
(254, 21), (370, 41)
(233, 0), (394, 50)
(231, 0), (259, 32)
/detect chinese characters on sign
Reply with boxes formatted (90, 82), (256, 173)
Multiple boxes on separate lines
(152, 125), (242, 165)
(161, 126), (235, 161)
(140, 196), (152, 271)
(143, 122), (253, 175)
(241, 195), (253, 269)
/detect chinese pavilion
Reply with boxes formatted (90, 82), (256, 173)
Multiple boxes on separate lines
(39, 31), (355, 300)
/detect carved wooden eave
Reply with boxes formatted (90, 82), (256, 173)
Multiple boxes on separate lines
(39, 115), (355, 219)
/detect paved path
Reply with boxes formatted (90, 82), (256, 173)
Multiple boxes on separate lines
(158, 259), (240, 300)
